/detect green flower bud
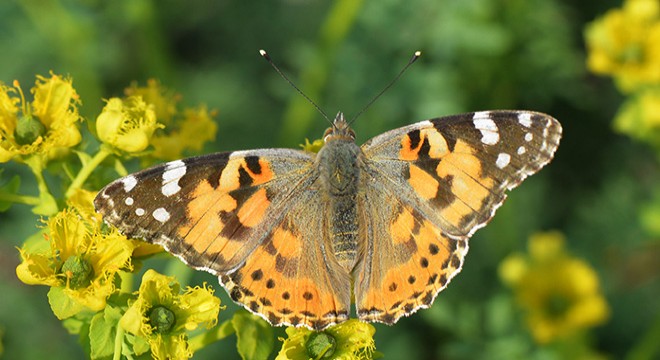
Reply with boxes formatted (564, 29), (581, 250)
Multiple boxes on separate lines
(14, 115), (46, 145)
(306, 331), (336, 359)
(60, 255), (94, 289)
(148, 305), (176, 334)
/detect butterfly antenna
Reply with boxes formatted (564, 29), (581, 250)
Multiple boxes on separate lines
(259, 49), (333, 126)
(348, 50), (422, 126)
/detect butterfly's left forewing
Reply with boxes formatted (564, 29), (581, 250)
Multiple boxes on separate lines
(354, 111), (561, 324)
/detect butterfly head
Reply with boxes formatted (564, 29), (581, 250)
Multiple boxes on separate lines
(323, 112), (356, 142)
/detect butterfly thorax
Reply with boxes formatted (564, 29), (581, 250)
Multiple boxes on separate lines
(317, 112), (362, 271)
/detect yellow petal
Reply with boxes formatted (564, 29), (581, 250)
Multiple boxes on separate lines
(31, 73), (80, 128)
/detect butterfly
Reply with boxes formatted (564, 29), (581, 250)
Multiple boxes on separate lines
(94, 110), (561, 330)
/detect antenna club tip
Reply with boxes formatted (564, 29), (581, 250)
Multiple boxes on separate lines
(259, 49), (268, 58)
(414, 50), (422, 57)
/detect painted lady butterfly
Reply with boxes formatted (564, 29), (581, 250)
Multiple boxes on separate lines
(94, 58), (561, 330)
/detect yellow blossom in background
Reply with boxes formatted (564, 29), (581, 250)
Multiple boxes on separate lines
(276, 319), (377, 360)
(16, 208), (134, 319)
(125, 79), (178, 124)
(120, 269), (221, 360)
(125, 80), (217, 162)
(613, 88), (660, 150)
(149, 106), (217, 161)
(301, 138), (325, 153)
(96, 96), (162, 153)
(0, 73), (81, 162)
(585, 0), (660, 92)
(499, 231), (610, 344)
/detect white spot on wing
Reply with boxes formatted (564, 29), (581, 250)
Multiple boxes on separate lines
(153, 207), (170, 223)
(162, 160), (186, 197)
(518, 113), (533, 127)
(525, 133), (533, 142)
(473, 113), (499, 145)
(136, 208), (145, 216)
(517, 146), (526, 155)
(125, 197), (134, 206)
(122, 176), (138, 192)
(496, 153), (511, 169)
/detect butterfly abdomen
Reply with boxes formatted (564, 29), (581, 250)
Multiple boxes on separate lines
(317, 137), (363, 271)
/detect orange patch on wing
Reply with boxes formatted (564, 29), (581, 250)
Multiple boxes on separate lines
(177, 181), (247, 258)
(178, 182), (234, 251)
(246, 158), (274, 185)
(237, 188), (270, 228)
(219, 159), (243, 191)
(219, 158), (275, 191)
(425, 129), (450, 158)
(390, 206), (416, 244)
(271, 222), (302, 258)
(435, 140), (494, 226)
(408, 164), (439, 200)
(399, 128), (450, 160)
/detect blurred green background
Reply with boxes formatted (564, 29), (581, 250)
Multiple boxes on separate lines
(1, 0), (659, 359)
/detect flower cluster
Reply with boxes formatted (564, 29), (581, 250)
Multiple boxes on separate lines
(499, 231), (610, 344)
(585, 0), (660, 154)
(124, 79), (217, 162)
(5, 72), (225, 359)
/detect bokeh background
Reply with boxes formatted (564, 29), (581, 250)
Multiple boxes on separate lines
(1, 0), (659, 359)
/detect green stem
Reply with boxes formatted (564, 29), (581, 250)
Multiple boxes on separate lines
(24, 155), (58, 215)
(113, 321), (125, 360)
(65, 146), (112, 199)
(0, 192), (40, 205)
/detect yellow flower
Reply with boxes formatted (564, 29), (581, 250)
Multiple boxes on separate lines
(125, 80), (217, 161)
(499, 231), (610, 344)
(16, 208), (134, 318)
(149, 106), (217, 161)
(96, 96), (162, 153)
(120, 270), (221, 360)
(276, 320), (377, 360)
(0, 73), (81, 162)
(301, 138), (325, 153)
(613, 87), (660, 150)
(585, 0), (660, 92)
(125, 79), (178, 124)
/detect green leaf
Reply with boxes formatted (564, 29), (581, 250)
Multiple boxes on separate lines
(0, 174), (20, 212)
(89, 305), (123, 359)
(232, 311), (274, 360)
(125, 332), (150, 357)
(48, 286), (85, 320)
(62, 316), (85, 335)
